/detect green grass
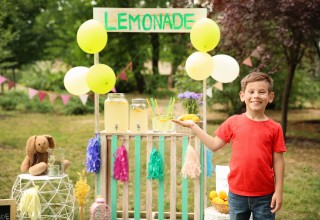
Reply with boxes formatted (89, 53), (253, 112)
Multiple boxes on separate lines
(0, 109), (319, 219)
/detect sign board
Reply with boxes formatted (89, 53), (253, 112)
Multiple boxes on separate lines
(93, 8), (207, 33)
(216, 165), (230, 194)
(0, 199), (16, 220)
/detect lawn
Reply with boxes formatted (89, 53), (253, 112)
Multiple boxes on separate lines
(0, 108), (319, 220)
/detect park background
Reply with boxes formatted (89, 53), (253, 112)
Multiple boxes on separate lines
(0, 1), (319, 220)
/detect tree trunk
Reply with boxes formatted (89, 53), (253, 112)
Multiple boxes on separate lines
(132, 61), (145, 93)
(281, 63), (297, 138)
(168, 64), (177, 88)
(127, 33), (145, 93)
(151, 33), (160, 75)
(150, 33), (160, 91)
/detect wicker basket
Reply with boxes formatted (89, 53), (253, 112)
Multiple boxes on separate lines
(211, 202), (229, 214)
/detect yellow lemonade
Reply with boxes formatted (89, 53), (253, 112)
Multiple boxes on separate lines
(129, 98), (148, 132)
(130, 108), (148, 132)
(152, 115), (175, 132)
(104, 93), (129, 132)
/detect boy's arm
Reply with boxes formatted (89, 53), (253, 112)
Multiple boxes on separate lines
(172, 119), (226, 151)
(271, 152), (285, 213)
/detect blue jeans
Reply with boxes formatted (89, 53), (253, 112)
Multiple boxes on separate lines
(228, 191), (275, 220)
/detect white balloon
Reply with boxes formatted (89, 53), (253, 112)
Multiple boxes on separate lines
(211, 54), (240, 83)
(185, 52), (213, 81)
(64, 66), (90, 95)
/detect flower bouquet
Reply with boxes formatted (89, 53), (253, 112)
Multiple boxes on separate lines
(178, 91), (203, 114)
(176, 91), (203, 134)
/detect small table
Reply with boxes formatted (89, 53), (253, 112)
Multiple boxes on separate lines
(205, 206), (253, 220)
(204, 206), (230, 220)
(11, 174), (75, 219)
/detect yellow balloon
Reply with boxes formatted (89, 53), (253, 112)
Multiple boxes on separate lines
(77, 19), (108, 54)
(185, 52), (213, 81)
(86, 64), (116, 94)
(190, 18), (220, 52)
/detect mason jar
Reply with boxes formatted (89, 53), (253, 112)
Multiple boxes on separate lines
(104, 93), (129, 132)
(129, 98), (148, 132)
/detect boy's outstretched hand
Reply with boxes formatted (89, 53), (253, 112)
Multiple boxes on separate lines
(171, 119), (195, 128)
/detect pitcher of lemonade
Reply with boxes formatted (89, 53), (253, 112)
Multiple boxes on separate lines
(130, 98), (148, 132)
(104, 93), (129, 132)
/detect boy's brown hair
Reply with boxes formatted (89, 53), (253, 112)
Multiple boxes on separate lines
(240, 72), (274, 92)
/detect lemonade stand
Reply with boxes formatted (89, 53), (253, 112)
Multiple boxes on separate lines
(68, 6), (240, 220)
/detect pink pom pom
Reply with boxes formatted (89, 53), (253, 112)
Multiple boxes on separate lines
(113, 145), (129, 182)
(181, 144), (201, 179)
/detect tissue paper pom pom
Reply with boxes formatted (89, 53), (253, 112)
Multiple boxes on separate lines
(113, 145), (129, 182)
(147, 148), (164, 180)
(86, 135), (101, 173)
(181, 144), (201, 179)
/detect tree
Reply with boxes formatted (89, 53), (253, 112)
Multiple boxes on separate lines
(0, 1), (19, 70)
(217, 0), (320, 137)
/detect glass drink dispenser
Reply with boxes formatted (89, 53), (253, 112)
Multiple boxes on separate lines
(130, 98), (148, 132)
(104, 93), (129, 132)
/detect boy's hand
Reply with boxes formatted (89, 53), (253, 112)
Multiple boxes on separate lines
(172, 119), (195, 128)
(270, 191), (282, 213)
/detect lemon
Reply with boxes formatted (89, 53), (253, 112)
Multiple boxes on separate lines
(178, 114), (200, 122)
(209, 190), (217, 199)
(218, 190), (228, 200)
(212, 197), (225, 204)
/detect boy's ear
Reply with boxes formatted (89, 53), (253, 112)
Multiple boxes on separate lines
(239, 91), (245, 102)
(268, 92), (275, 103)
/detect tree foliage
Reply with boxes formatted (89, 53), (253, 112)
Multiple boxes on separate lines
(214, 0), (320, 136)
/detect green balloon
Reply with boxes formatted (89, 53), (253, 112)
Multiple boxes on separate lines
(86, 64), (116, 94)
(190, 18), (220, 52)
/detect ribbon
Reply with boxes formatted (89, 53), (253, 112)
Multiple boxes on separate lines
(206, 149), (213, 176)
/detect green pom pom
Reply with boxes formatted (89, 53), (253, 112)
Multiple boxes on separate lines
(147, 148), (163, 180)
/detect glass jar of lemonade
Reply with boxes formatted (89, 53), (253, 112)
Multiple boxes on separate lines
(104, 93), (129, 132)
(130, 98), (148, 132)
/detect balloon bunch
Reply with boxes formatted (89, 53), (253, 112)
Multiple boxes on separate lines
(64, 19), (116, 95)
(186, 18), (239, 83)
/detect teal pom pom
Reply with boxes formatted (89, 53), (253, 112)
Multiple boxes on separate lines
(147, 148), (163, 180)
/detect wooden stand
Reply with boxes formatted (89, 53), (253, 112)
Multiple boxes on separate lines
(97, 131), (205, 220)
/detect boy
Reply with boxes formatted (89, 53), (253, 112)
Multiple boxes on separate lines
(173, 72), (286, 220)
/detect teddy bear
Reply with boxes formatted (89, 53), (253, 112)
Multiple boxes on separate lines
(20, 135), (70, 176)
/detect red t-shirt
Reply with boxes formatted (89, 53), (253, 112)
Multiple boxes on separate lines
(214, 113), (286, 196)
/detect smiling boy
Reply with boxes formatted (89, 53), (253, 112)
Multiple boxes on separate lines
(173, 72), (286, 220)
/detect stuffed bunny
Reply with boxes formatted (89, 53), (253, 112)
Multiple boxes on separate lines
(20, 135), (70, 176)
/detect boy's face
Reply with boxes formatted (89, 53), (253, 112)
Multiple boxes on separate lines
(239, 80), (274, 113)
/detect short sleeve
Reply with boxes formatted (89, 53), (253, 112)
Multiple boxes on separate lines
(214, 116), (235, 143)
(273, 124), (286, 152)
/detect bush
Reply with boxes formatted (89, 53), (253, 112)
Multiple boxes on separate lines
(0, 90), (28, 111)
(62, 96), (94, 115)
(24, 98), (54, 113)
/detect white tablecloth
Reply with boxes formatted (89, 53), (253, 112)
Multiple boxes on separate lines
(205, 207), (230, 220)
(205, 206), (253, 220)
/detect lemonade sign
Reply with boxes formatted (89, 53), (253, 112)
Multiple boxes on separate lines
(93, 8), (207, 33)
